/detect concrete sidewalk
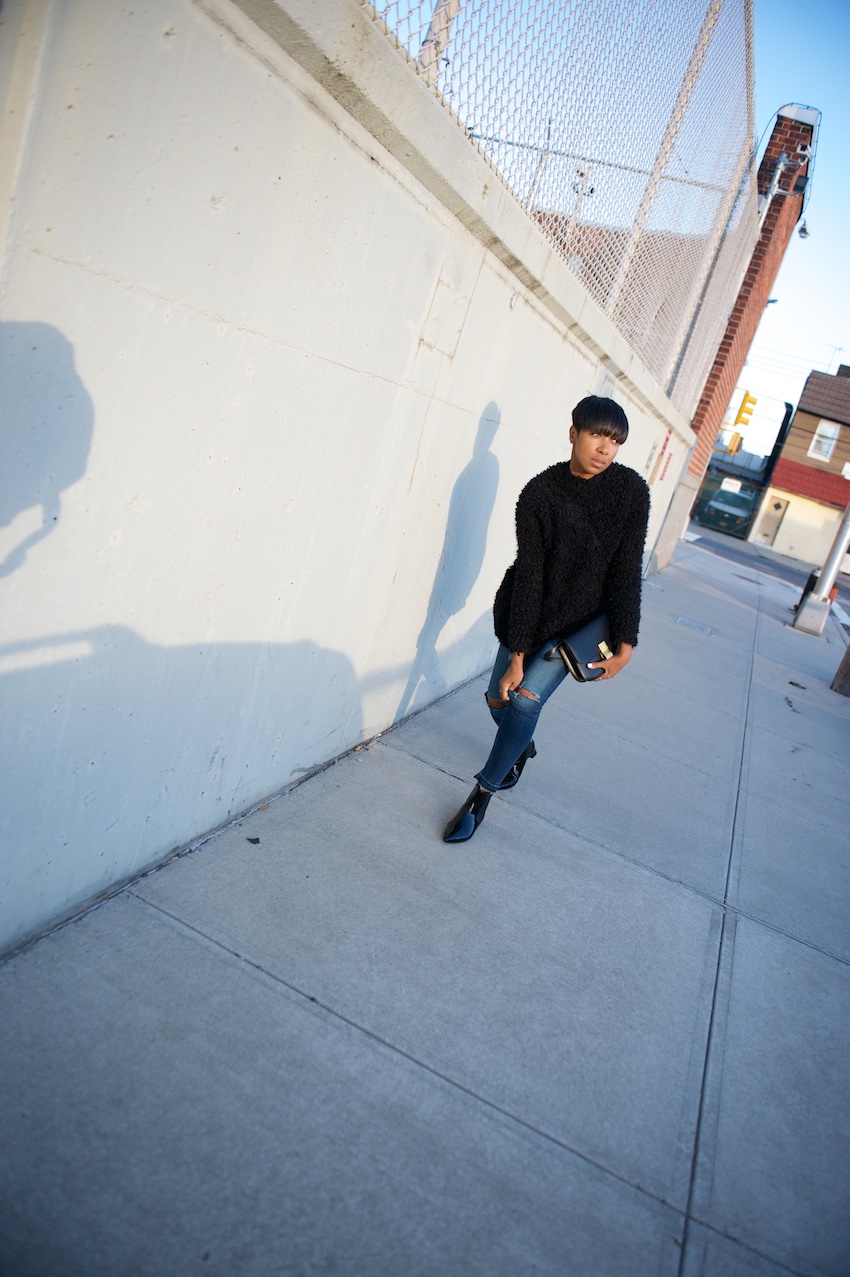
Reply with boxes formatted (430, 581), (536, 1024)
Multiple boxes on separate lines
(2, 540), (849, 1277)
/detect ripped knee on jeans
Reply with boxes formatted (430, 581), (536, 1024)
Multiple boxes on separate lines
(488, 687), (539, 709)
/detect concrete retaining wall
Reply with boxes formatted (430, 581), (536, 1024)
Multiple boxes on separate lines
(0, 0), (694, 952)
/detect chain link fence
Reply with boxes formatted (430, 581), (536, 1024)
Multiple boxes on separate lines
(366, 0), (756, 418)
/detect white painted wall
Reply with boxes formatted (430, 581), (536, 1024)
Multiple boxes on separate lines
(0, 0), (694, 951)
(752, 488), (847, 566)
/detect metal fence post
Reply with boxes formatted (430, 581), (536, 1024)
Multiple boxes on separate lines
(419, 0), (462, 86)
(605, 0), (725, 316)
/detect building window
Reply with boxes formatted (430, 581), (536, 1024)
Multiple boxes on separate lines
(807, 419), (840, 462)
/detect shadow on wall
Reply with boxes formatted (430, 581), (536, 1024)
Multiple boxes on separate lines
(395, 402), (501, 720)
(0, 626), (364, 949)
(0, 322), (94, 578)
(0, 329), (505, 947)
(0, 609), (502, 951)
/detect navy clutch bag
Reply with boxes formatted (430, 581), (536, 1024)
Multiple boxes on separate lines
(545, 612), (613, 682)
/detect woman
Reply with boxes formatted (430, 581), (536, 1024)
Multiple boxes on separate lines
(443, 395), (650, 843)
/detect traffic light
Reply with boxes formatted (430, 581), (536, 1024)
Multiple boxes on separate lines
(726, 432), (743, 455)
(733, 391), (757, 429)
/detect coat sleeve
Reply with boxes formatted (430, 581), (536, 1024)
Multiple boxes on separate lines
(503, 485), (547, 654)
(603, 476), (650, 648)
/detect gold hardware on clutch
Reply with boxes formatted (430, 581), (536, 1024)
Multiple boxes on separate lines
(598, 641), (614, 661)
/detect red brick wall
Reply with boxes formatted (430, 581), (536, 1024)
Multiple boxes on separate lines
(771, 457), (850, 508)
(686, 113), (815, 481)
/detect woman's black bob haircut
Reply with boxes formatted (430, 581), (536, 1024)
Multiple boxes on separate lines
(572, 395), (629, 445)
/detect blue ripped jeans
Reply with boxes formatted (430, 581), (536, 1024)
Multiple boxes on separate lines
(475, 639), (568, 792)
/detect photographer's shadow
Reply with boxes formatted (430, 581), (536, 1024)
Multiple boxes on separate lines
(1, 625), (364, 938)
(0, 322), (94, 578)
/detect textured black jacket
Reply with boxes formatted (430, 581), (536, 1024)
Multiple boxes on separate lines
(493, 460), (650, 654)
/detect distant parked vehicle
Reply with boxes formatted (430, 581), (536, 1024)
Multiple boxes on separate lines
(696, 485), (758, 539)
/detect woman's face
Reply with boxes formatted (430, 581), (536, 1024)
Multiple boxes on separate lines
(569, 426), (620, 479)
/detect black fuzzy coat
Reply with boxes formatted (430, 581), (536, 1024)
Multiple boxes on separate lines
(493, 460), (650, 654)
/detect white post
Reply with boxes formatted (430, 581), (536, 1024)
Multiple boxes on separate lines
(606, 0), (724, 314)
(418, 0), (461, 87)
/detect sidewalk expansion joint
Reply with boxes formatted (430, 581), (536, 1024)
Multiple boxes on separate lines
(683, 1211), (811, 1277)
(405, 740), (847, 968)
(129, 888), (690, 1220)
(676, 576), (759, 1277)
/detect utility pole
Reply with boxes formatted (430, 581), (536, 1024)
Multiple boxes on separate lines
(831, 643), (850, 697)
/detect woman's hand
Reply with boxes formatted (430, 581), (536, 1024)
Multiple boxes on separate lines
(497, 652), (526, 702)
(589, 642), (632, 681)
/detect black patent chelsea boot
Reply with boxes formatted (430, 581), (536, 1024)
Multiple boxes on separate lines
(443, 785), (492, 843)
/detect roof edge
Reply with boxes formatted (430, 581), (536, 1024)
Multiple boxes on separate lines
(777, 103), (821, 126)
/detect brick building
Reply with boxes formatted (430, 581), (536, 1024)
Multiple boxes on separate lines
(750, 366), (850, 565)
(651, 103), (821, 569)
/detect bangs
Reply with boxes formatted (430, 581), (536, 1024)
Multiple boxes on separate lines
(573, 395), (630, 444)
(598, 418), (629, 446)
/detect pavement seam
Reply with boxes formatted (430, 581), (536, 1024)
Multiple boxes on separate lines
(676, 570), (759, 1277)
(670, 573), (838, 1277)
(681, 1207), (811, 1277)
(383, 740), (849, 962)
(126, 886), (689, 1221)
(385, 737), (737, 899)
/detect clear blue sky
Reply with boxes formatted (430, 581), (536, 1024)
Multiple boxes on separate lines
(738, 0), (850, 452)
